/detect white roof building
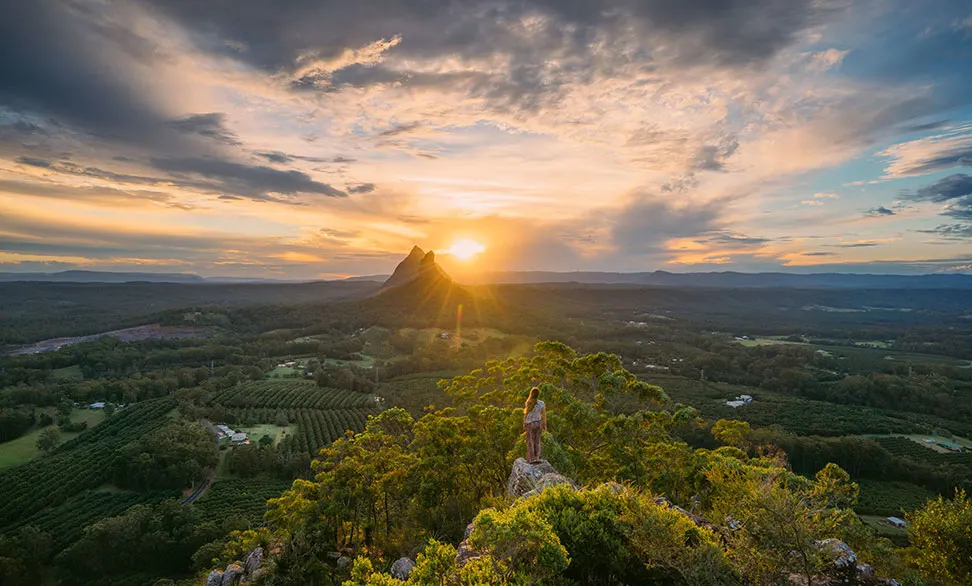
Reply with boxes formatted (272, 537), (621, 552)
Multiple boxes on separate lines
(887, 517), (907, 528)
(89, 402), (105, 409)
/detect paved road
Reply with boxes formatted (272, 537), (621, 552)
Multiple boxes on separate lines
(182, 420), (219, 504)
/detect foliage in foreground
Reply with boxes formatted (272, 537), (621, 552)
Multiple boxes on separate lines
(207, 341), (914, 585)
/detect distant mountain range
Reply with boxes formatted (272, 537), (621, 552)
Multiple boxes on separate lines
(3, 268), (972, 289)
(0, 270), (305, 284)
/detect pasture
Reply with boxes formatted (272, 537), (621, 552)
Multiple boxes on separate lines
(0, 408), (105, 470)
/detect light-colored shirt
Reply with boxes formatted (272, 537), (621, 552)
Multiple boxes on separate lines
(524, 400), (545, 424)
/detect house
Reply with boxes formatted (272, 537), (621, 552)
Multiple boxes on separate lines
(231, 431), (248, 444)
(887, 517), (907, 528)
(217, 424), (234, 437)
(89, 402), (105, 409)
(726, 395), (754, 408)
(938, 440), (965, 453)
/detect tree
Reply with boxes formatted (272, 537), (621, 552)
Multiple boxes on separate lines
(36, 427), (60, 454)
(908, 490), (972, 586)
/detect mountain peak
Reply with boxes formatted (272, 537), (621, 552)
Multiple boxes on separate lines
(382, 246), (451, 290)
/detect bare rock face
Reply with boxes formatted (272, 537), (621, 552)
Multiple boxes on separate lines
(206, 570), (223, 586)
(221, 563), (244, 586)
(390, 557), (415, 580)
(812, 539), (901, 586)
(242, 547), (264, 583)
(381, 246), (450, 290)
(506, 458), (567, 497)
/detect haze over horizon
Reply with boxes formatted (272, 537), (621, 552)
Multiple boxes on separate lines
(3, 1), (972, 279)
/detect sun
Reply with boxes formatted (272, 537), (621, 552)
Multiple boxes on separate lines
(444, 238), (486, 260)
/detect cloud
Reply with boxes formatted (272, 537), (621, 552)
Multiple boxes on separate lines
(827, 242), (881, 248)
(864, 206), (896, 217)
(347, 183), (376, 194)
(918, 224), (972, 239)
(168, 113), (240, 145)
(611, 193), (724, 254)
(150, 156), (347, 200)
(807, 48), (850, 72)
(802, 251), (836, 256)
(0, 2), (193, 149)
(814, 192), (839, 199)
(907, 173), (972, 220)
(880, 125), (972, 177)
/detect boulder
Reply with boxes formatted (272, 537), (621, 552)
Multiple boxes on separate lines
(456, 522), (481, 566)
(336, 555), (352, 569)
(241, 547), (264, 583)
(390, 557), (415, 580)
(522, 472), (573, 498)
(506, 458), (561, 497)
(221, 563), (244, 585)
(206, 570), (223, 586)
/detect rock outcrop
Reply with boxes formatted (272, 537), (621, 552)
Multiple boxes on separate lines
(390, 557), (416, 580)
(506, 458), (573, 498)
(205, 548), (266, 585)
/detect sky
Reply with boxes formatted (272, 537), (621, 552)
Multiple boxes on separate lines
(2, 0), (972, 280)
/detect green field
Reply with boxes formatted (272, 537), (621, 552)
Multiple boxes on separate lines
(239, 424), (295, 446)
(0, 408), (106, 470)
(859, 515), (909, 545)
(50, 364), (83, 381)
(735, 337), (805, 347)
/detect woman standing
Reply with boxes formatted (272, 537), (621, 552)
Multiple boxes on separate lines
(523, 386), (546, 463)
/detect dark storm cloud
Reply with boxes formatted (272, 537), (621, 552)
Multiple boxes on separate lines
(150, 156), (347, 199)
(865, 206), (896, 217)
(168, 113), (241, 145)
(0, 2), (184, 148)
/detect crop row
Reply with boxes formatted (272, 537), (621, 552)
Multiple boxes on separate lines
(4, 488), (180, 551)
(193, 478), (292, 525)
(226, 406), (375, 455)
(876, 436), (972, 466)
(213, 380), (377, 409)
(0, 398), (175, 530)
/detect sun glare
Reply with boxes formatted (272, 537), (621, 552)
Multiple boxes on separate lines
(445, 238), (486, 260)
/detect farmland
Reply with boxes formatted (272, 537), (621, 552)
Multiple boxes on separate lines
(211, 379), (380, 459)
(194, 478), (292, 525)
(0, 408), (105, 470)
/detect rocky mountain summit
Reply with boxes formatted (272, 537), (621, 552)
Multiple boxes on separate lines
(381, 246), (451, 290)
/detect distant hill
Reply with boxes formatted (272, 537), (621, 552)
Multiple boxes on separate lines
(464, 270), (972, 289)
(5, 267), (972, 288)
(0, 270), (207, 283)
(0, 271), (308, 284)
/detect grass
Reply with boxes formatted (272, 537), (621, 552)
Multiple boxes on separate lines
(239, 424), (295, 447)
(50, 364), (83, 381)
(859, 515), (909, 545)
(0, 408), (106, 470)
(268, 365), (307, 377)
(736, 337), (805, 347)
